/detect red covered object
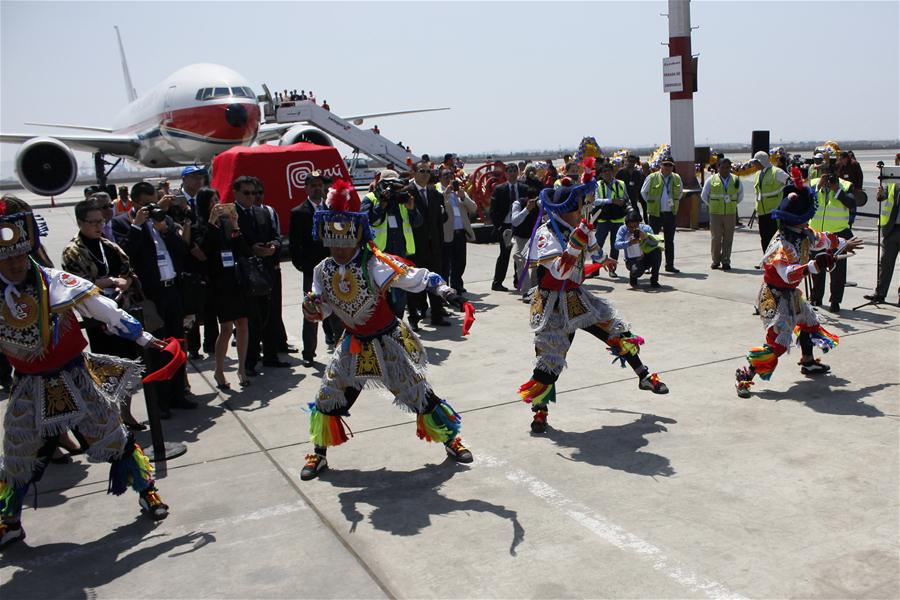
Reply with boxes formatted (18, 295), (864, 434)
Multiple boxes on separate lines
(142, 337), (186, 384)
(462, 302), (476, 336)
(210, 142), (358, 235)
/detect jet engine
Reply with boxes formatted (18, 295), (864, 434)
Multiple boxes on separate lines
(280, 127), (332, 147)
(15, 137), (78, 196)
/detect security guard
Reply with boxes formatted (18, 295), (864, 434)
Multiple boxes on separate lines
(809, 173), (855, 313)
(591, 162), (629, 277)
(752, 150), (790, 252)
(863, 182), (900, 304)
(640, 158), (683, 272)
(700, 157), (743, 270)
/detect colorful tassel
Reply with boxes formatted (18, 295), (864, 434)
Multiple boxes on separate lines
(108, 443), (154, 496)
(795, 325), (839, 353)
(518, 379), (556, 406)
(748, 345), (779, 381)
(416, 401), (462, 443)
(308, 403), (352, 448)
(607, 335), (644, 367)
(0, 481), (26, 516)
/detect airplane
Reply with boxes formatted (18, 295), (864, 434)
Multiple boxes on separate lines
(0, 26), (447, 196)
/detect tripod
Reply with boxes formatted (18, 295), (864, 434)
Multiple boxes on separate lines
(853, 163), (899, 311)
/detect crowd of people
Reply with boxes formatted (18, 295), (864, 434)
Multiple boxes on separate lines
(0, 142), (895, 548)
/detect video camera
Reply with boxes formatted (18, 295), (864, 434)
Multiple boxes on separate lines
(375, 177), (413, 204)
(143, 203), (168, 222)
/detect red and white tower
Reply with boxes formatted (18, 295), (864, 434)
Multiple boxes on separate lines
(666, 0), (696, 187)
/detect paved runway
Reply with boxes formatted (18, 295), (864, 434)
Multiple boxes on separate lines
(1, 199), (898, 599)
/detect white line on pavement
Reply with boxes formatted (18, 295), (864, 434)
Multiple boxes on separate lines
(477, 454), (747, 600)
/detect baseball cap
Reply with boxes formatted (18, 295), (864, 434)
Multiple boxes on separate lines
(379, 169), (400, 180)
(181, 165), (206, 177)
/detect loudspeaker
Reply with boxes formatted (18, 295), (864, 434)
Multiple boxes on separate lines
(694, 146), (711, 165)
(751, 131), (770, 156)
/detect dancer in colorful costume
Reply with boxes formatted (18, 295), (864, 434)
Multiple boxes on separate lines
(0, 197), (171, 549)
(735, 177), (863, 398)
(517, 182), (669, 434)
(300, 179), (473, 481)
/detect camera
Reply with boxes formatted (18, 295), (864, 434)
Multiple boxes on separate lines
(632, 229), (641, 240)
(376, 177), (411, 204)
(144, 203), (168, 222)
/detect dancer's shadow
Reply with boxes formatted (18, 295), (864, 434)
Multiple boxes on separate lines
(662, 271), (708, 280)
(546, 410), (676, 477)
(323, 461), (524, 556)
(755, 376), (893, 418)
(1, 516), (214, 599)
(459, 292), (499, 314)
(227, 372), (305, 412)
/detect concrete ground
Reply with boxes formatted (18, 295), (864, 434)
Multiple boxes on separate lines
(1, 199), (898, 599)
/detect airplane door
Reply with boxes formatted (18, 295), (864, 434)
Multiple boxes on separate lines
(163, 85), (177, 128)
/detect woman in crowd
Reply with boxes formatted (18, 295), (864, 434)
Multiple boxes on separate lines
(197, 188), (251, 388)
(62, 198), (145, 430)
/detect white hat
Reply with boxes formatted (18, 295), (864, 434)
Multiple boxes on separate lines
(379, 169), (400, 180)
(753, 151), (771, 167)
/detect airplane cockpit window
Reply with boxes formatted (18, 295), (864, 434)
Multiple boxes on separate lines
(213, 87), (230, 98)
(231, 87), (251, 98)
(195, 88), (213, 100)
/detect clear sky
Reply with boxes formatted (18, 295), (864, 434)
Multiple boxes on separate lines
(1, 0), (898, 172)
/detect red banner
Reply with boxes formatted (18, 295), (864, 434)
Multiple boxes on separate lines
(210, 142), (358, 235)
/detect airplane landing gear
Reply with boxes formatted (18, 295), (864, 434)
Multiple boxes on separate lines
(93, 152), (122, 187)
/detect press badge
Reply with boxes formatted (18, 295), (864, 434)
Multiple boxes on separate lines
(625, 243), (642, 259)
(221, 251), (235, 268)
(387, 215), (398, 228)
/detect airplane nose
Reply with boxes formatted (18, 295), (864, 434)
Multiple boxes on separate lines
(224, 103), (248, 128)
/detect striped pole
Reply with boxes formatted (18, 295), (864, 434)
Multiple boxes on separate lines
(668, 0), (695, 185)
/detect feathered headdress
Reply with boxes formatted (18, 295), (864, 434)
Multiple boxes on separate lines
(581, 156), (597, 184)
(313, 179), (372, 248)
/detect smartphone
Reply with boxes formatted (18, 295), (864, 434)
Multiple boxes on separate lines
(220, 203), (238, 220)
(452, 180), (460, 191)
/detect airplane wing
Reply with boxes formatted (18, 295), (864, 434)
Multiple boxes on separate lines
(340, 107), (450, 122)
(0, 132), (140, 156)
(24, 122), (114, 133)
(255, 122), (294, 143)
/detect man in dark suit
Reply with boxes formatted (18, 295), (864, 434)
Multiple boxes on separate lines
(864, 182), (900, 304)
(408, 161), (449, 328)
(289, 171), (344, 366)
(112, 181), (194, 417)
(489, 163), (530, 291)
(232, 176), (289, 375)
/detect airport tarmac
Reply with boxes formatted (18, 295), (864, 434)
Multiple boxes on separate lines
(0, 190), (898, 599)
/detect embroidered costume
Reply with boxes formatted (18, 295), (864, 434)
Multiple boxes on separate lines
(299, 179), (473, 481)
(0, 199), (168, 549)
(736, 182), (849, 397)
(517, 182), (669, 434)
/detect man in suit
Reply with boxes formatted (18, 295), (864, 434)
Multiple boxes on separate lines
(489, 163), (530, 291)
(254, 179), (296, 355)
(408, 161), (449, 328)
(231, 176), (289, 375)
(289, 171), (344, 366)
(438, 169), (478, 295)
(864, 182), (900, 304)
(111, 181), (194, 417)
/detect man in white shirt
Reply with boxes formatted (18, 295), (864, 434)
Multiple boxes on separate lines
(700, 157), (744, 270)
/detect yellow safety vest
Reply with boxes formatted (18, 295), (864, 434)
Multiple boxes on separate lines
(879, 183), (896, 227)
(810, 178), (851, 233)
(644, 171), (682, 218)
(367, 191), (415, 254)
(595, 179), (628, 223)
(754, 167), (786, 215)
(807, 165), (822, 181)
(707, 173), (740, 216)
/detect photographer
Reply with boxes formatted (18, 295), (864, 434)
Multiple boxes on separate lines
(111, 181), (194, 417)
(408, 161), (448, 328)
(864, 182), (900, 304)
(614, 211), (662, 289)
(808, 171), (856, 313)
(438, 169), (477, 297)
(362, 169), (422, 319)
(232, 175), (289, 374)
(591, 162), (630, 278)
(510, 186), (540, 302)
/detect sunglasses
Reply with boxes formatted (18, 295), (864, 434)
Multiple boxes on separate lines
(416, 169), (431, 174)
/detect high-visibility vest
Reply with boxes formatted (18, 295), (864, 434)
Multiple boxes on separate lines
(754, 167), (787, 215)
(807, 165), (822, 181)
(367, 191), (415, 254)
(809, 178), (851, 233)
(707, 174), (740, 215)
(644, 171), (682, 218)
(595, 179), (628, 223)
(879, 183), (896, 227)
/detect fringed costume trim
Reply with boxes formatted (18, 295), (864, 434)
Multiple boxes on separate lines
(795, 324), (839, 352)
(308, 403), (352, 448)
(415, 401), (462, 443)
(748, 345), (778, 381)
(0, 480), (27, 517)
(518, 379), (556, 407)
(107, 443), (154, 496)
(607, 334), (644, 368)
